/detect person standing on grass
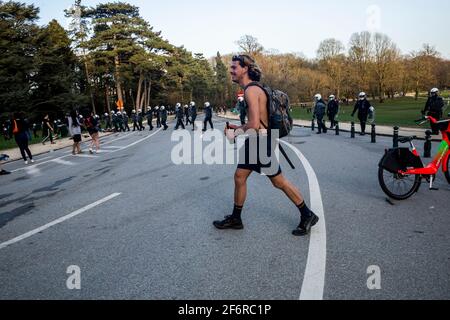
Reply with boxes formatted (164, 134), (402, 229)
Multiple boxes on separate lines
(12, 112), (34, 165)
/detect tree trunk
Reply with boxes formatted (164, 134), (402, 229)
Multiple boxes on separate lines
(135, 71), (144, 111)
(105, 83), (111, 118)
(84, 60), (96, 114)
(146, 80), (151, 110)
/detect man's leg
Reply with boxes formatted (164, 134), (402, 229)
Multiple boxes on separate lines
(269, 174), (319, 236)
(214, 169), (252, 230)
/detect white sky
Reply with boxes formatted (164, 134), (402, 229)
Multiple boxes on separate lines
(23, 0), (450, 59)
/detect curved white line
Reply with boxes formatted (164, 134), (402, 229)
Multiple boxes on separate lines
(280, 140), (327, 301)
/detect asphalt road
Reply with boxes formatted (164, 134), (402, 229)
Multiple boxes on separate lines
(0, 116), (449, 300)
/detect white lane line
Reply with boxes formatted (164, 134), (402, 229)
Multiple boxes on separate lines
(102, 146), (122, 149)
(280, 140), (327, 301)
(52, 158), (76, 166)
(72, 154), (99, 159)
(0, 193), (121, 251)
(111, 128), (163, 152)
(11, 155), (71, 173)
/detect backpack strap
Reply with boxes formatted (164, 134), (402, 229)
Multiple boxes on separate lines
(243, 82), (270, 129)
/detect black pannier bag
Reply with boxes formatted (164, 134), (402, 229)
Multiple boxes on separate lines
(379, 148), (424, 173)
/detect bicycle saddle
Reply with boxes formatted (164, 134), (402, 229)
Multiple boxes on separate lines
(398, 136), (417, 144)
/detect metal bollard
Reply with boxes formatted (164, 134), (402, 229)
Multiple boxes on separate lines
(351, 122), (355, 138)
(311, 119), (315, 131)
(335, 121), (340, 136)
(424, 130), (432, 158)
(393, 126), (399, 148)
(371, 124), (376, 143)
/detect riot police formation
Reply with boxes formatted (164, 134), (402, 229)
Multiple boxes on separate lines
(189, 101), (198, 131)
(146, 107), (154, 131)
(184, 105), (192, 126)
(111, 111), (120, 132)
(351, 92), (372, 136)
(132, 110), (140, 131)
(104, 113), (112, 131)
(116, 111), (125, 132)
(155, 106), (161, 128)
(203, 102), (214, 132)
(175, 103), (186, 130)
(160, 106), (169, 130)
(122, 111), (131, 132)
(137, 110), (145, 131)
(327, 95), (339, 129)
(423, 88), (445, 135)
(313, 94), (327, 134)
(237, 96), (247, 125)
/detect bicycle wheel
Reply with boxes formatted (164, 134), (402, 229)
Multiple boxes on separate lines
(445, 156), (450, 184)
(378, 167), (422, 200)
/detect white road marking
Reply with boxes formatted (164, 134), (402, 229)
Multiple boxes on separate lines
(0, 193), (122, 251)
(280, 140), (327, 301)
(73, 154), (99, 158)
(51, 158), (75, 166)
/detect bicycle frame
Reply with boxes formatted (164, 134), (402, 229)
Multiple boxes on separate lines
(400, 116), (450, 177)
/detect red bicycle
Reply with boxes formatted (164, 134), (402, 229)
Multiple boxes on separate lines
(378, 114), (450, 200)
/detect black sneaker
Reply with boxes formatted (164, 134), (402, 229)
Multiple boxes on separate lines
(213, 215), (244, 230)
(292, 213), (319, 236)
(0, 170), (11, 175)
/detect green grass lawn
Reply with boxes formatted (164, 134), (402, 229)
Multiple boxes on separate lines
(291, 97), (450, 127)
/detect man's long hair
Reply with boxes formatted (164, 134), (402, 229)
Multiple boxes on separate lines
(232, 54), (262, 82)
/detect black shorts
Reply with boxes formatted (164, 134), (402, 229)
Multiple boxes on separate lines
(237, 135), (282, 177)
(73, 134), (82, 143)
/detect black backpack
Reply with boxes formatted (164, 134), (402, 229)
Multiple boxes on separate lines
(245, 82), (293, 138)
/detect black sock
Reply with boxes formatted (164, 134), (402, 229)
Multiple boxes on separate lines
(232, 205), (243, 220)
(297, 201), (312, 219)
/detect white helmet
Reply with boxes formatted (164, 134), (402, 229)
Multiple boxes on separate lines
(205, 102), (210, 107)
(117, 111), (121, 115)
(122, 111), (127, 115)
(314, 94), (322, 101)
(430, 88), (439, 94)
(359, 92), (366, 100)
(138, 109), (142, 113)
(184, 105), (188, 108)
(176, 103), (181, 108)
(238, 96), (244, 102)
(79, 115), (83, 119)
(104, 113), (108, 117)
(155, 106), (160, 110)
(329, 95), (336, 101)
(190, 101), (196, 107)
(132, 110), (136, 113)
(161, 106), (165, 111)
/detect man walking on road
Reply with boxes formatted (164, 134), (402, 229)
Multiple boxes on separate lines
(213, 54), (319, 237)
(12, 112), (34, 165)
(202, 102), (214, 132)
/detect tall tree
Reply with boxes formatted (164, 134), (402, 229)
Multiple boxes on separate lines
(0, 1), (39, 115)
(317, 38), (345, 98)
(372, 33), (400, 102)
(348, 31), (373, 94)
(236, 35), (264, 56)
